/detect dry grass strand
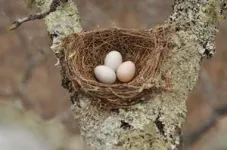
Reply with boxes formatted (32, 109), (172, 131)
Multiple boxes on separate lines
(62, 25), (173, 108)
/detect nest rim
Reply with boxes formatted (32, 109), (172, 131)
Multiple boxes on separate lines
(62, 25), (173, 108)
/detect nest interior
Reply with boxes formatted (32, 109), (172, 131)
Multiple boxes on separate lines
(62, 26), (173, 108)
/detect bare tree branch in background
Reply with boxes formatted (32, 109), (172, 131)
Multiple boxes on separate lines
(9, 0), (61, 30)
(12, 49), (50, 106)
(2, 0), (51, 106)
(9, 0), (227, 150)
(0, 49), (50, 108)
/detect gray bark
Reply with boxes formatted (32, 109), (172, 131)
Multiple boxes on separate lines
(31, 0), (225, 149)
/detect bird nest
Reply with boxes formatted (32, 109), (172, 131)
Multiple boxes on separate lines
(61, 25), (173, 108)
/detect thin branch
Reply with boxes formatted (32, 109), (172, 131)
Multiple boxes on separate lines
(3, 0), (50, 104)
(9, 0), (227, 149)
(12, 49), (50, 105)
(21, 49), (50, 85)
(9, 0), (61, 30)
(0, 48), (50, 109)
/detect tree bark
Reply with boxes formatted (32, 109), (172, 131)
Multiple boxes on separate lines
(30, 0), (226, 149)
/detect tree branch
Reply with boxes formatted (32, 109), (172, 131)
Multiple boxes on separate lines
(10, 0), (227, 150)
(9, 0), (62, 30)
(0, 49), (50, 109)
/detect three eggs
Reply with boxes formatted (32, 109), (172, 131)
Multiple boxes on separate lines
(94, 51), (136, 84)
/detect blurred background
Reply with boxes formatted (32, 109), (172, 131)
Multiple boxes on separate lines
(0, 0), (227, 149)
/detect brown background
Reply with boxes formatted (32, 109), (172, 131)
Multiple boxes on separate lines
(1, 0), (227, 149)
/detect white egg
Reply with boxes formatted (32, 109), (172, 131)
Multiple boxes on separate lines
(94, 65), (116, 84)
(104, 51), (123, 71)
(116, 61), (136, 83)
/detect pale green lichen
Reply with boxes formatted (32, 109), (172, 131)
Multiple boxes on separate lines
(203, 0), (224, 24)
(117, 124), (166, 150)
(34, 0), (82, 53)
(70, 0), (219, 147)
(30, 0), (225, 149)
(169, 0), (224, 57)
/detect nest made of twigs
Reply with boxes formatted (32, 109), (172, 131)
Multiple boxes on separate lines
(62, 25), (173, 108)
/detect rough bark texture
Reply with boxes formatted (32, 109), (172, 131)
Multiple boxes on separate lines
(32, 0), (225, 149)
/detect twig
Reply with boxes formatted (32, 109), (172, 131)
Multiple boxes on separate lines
(0, 49), (50, 108)
(12, 49), (50, 104)
(9, 0), (61, 30)
(3, 0), (50, 103)
(21, 49), (50, 85)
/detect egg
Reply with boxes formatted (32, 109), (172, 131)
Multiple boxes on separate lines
(104, 51), (123, 71)
(94, 65), (116, 84)
(116, 61), (136, 83)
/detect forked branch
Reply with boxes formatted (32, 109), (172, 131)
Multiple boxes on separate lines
(9, 0), (61, 30)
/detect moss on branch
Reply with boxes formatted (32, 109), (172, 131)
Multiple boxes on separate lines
(20, 0), (226, 150)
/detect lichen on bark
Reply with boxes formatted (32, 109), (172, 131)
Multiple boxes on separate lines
(27, 0), (226, 149)
(34, 0), (82, 53)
